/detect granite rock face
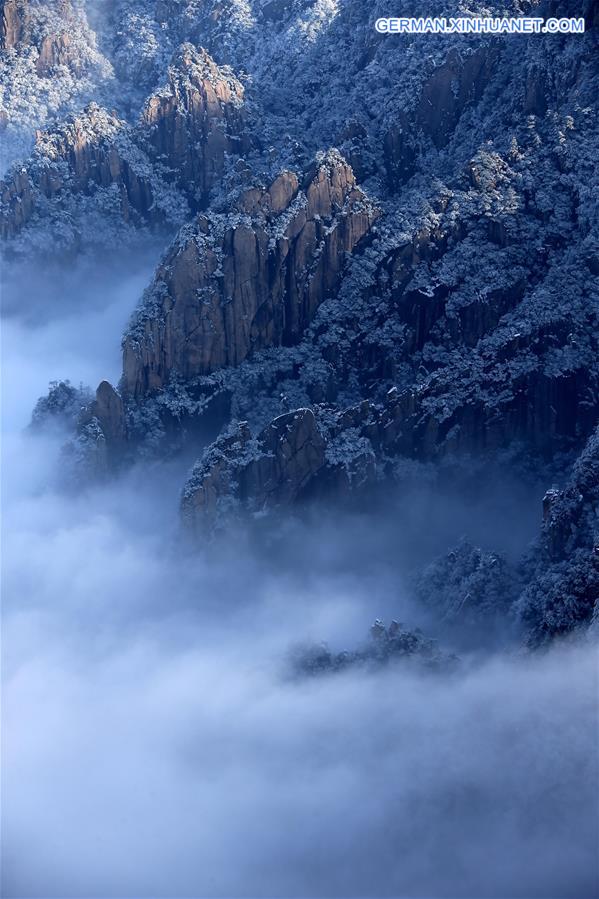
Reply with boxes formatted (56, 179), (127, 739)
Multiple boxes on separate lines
(140, 43), (247, 204)
(181, 408), (327, 534)
(0, 105), (149, 239)
(7, 0), (599, 647)
(0, 43), (248, 243)
(91, 380), (126, 445)
(178, 358), (599, 535)
(122, 152), (378, 397)
(0, 0), (114, 167)
(180, 401), (382, 534)
(1, 0), (78, 64)
(0, 0), (29, 50)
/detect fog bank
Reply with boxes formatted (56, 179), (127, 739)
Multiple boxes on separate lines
(1, 261), (598, 899)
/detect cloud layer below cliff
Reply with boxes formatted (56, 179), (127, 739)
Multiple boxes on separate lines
(2, 261), (598, 899)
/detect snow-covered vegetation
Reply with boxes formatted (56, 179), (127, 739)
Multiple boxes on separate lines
(4, 0), (599, 656)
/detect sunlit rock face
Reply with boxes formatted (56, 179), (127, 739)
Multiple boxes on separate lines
(122, 152), (378, 397)
(140, 43), (248, 203)
(0, 0), (81, 63)
(0, 43), (249, 242)
(4, 0), (599, 644)
(0, 0), (29, 51)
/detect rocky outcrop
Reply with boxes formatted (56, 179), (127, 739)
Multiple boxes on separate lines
(181, 408), (327, 533)
(90, 380), (126, 446)
(179, 342), (597, 533)
(0, 105), (157, 239)
(180, 401), (382, 534)
(516, 427), (599, 644)
(0, 44), (248, 242)
(140, 43), (247, 203)
(0, 0), (28, 49)
(53, 380), (128, 476)
(122, 152), (378, 397)
(1, 0), (90, 73)
(34, 1), (83, 76)
(36, 26), (79, 77)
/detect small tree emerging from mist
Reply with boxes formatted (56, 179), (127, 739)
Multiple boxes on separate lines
(30, 380), (93, 431)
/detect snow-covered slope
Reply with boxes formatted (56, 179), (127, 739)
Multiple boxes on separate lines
(3, 0), (599, 642)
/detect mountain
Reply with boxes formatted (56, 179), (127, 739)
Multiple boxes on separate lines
(3, 0), (598, 644)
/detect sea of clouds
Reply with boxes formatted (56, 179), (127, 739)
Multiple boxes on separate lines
(2, 255), (597, 899)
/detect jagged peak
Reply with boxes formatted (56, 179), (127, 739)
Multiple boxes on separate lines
(301, 147), (356, 193)
(30, 103), (125, 160)
(139, 42), (246, 135)
(171, 43), (224, 79)
(121, 150), (377, 395)
(161, 42), (245, 102)
(311, 147), (355, 178)
(170, 152), (370, 242)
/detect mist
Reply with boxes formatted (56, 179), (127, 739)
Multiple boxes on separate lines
(2, 259), (598, 899)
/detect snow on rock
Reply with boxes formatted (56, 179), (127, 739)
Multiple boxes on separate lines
(0, 42), (250, 251)
(121, 152), (378, 396)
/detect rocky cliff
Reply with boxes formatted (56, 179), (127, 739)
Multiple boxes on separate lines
(6, 0), (599, 644)
(1, 0), (83, 70)
(0, 43), (248, 246)
(0, 0), (115, 169)
(122, 152), (378, 396)
(1, 0), (28, 51)
(181, 409), (328, 534)
(140, 43), (247, 203)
